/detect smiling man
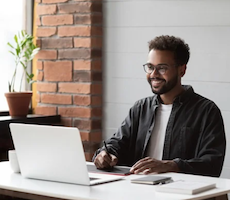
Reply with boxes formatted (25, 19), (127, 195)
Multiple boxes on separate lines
(93, 35), (226, 177)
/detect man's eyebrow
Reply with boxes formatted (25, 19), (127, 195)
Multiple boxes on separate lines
(146, 63), (169, 66)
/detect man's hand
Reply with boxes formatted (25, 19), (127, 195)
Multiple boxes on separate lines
(130, 157), (179, 174)
(94, 151), (118, 169)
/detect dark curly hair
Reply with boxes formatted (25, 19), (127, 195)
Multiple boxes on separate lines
(148, 35), (190, 66)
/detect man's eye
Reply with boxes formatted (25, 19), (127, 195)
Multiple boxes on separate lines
(159, 65), (167, 70)
(147, 64), (153, 69)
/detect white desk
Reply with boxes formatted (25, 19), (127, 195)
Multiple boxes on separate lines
(0, 161), (229, 200)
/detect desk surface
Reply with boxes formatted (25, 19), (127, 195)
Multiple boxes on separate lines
(0, 161), (229, 200)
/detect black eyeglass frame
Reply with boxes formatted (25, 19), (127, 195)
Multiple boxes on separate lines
(143, 63), (171, 75)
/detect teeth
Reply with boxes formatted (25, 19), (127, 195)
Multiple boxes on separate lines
(152, 80), (162, 83)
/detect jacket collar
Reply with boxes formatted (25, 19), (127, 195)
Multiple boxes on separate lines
(175, 85), (194, 104)
(152, 85), (194, 105)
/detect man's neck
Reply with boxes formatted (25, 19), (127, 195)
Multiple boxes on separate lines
(160, 86), (185, 105)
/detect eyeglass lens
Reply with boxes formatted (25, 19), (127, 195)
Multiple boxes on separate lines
(143, 64), (167, 75)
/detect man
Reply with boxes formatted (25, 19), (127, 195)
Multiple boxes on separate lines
(93, 35), (226, 177)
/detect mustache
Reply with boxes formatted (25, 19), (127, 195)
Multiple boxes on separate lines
(149, 77), (165, 81)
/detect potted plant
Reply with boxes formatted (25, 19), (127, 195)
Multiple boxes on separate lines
(5, 30), (40, 117)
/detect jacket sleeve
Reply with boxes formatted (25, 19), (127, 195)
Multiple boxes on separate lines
(173, 104), (226, 177)
(92, 103), (139, 166)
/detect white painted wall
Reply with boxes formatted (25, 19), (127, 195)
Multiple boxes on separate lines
(103, 0), (230, 178)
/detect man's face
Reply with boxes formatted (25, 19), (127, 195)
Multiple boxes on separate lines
(146, 50), (183, 95)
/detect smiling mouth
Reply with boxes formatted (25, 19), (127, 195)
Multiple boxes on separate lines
(151, 78), (164, 87)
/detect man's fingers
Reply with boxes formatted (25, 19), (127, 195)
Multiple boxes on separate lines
(110, 155), (118, 167)
(130, 157), (151, 173)
(130, 157), (160, 174)
(94, 151), (118, 169)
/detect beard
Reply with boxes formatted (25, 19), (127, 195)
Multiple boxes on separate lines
(148, 74), (179, 95)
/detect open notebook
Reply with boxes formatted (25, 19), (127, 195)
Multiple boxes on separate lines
(9, 123), (123, 186)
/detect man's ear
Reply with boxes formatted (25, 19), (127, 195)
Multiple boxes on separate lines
(180, 64), (187, 77)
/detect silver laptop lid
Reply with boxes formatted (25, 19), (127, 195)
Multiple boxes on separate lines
(9, 123), (90, 185)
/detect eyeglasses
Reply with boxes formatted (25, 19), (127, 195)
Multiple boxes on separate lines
(143, 63), (169, 75)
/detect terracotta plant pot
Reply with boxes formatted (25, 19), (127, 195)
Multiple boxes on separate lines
(5, 92), (32, 117)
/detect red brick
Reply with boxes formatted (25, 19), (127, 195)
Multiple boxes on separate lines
(36, 93), (41, 103)
(35, 106), (57, 115)
(92, 71), (102, 81)
(74, 119), (101, 130)
(37, 4), (57, 15)
(92, 107), (102, 117)
(37, 61), (43, 70)
(44, 61), (72, 81)
(36, 27), (56, 37)
(58, 107), (91, 118)
(37, 71), (44, 81)
(37, 82), (57, 92)
(73, 71), (101, 82)
(91, 49), (102, 58)
(41, 93), (72, 104)
(74, 71), (91, 82)
(36, 17), (41, 26)
(58, 26), (90, 37)
(75, 15), (91, 24)
(58, 3), (91, 14)
(91, 2), (102, 12)
(36, 50), (57, 60)
(42, 38), (73, 49)
(80, 131), (102, 142)
(74, 60), (101, 71)
(73, 95), (90, 106)
(92, 95), (102, 106)
(74, 14), (102, 25)
(73, 95), (102, 106)
(91, 38), (102, 48)
(73, 37), (102, 48)
(36, 39), (42, 47)
(91, 83), (102, 94)
(91, 14), (102, 24)
(58, 49), (90, 59)
(61, 118), (72, 127)
(74, 38), (90, 48)
(42, 0), (69, 3)
(92, 59), (102, 71)
(91, 26), (102, 36)
(42, 15), (73, 26)
(58, 83), (90, 94)
(74, 60), (91, 70)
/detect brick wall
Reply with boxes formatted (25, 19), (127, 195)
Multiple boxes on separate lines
(34, 0), (103, 161)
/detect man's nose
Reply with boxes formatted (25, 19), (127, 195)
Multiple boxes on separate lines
(150, 68), (159, 77)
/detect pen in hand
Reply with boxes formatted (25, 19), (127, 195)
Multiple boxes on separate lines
(103, 140), (112, 159)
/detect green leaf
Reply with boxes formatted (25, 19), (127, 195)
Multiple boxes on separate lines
(7, 42), (14, 49)
(8, 30), (40, 91)
(9, 51), (15, 56)
(21, 30), (25, 37)
(14, 35), (18, 44)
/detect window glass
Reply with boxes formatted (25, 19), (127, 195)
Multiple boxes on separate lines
(0, 0), (26, 111)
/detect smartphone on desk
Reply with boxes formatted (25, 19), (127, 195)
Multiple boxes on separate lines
(131, 175), (173, 185)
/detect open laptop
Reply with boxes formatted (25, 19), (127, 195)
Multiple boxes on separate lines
(9, 123), (123, 186)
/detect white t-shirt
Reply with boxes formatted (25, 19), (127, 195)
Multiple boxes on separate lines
(146, 104), (172, 160)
